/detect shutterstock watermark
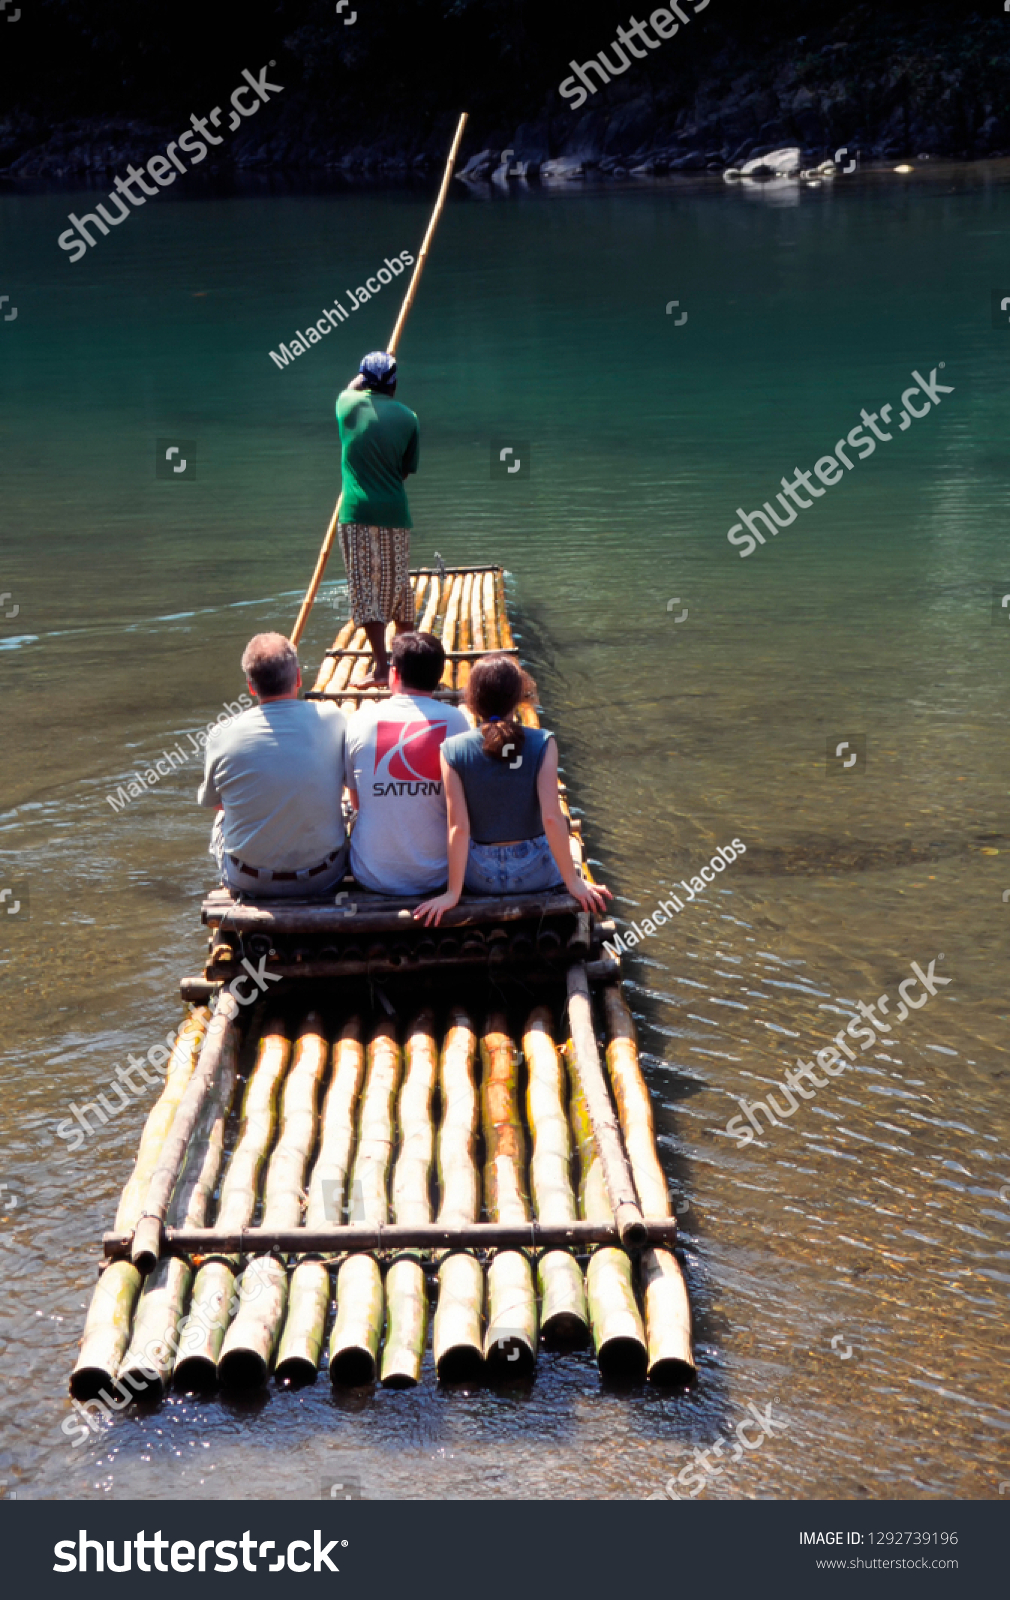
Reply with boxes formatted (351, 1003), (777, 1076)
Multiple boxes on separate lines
(58, 65), (284, 262)
(727, 365), (954, 558)
(55, 960), (279, 1154)
(723, 956), (951, 1148)
(646, 1397), (787, 1499)
(268, 252), (415, 370)
(62, 1274), (265, 1449)
(558, 3), (713, 111)
(105, 694), (252, 812)
(604, 839), (745, 958)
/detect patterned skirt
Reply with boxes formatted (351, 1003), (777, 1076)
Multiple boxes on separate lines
(337, 523), (415, 627)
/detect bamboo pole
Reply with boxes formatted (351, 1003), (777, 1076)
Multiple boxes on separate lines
(291, 114), (467, 646)
(275, 1019), (364, 1385)
(455, 572), (474, 695)
(69, 1009), (210, 1401)
(312, 620), (357, 692)
(418, 575), (441, 634)
(523, 1007), (588, 1349)
(173, 1022), (291, 1391)
(381, 1009), (437, 1387)
(438, 575), (464, 688)
(132, 994), (243, 1272)
(106, 1218), (678, 1255)
(481, 1014), (537, 1376)
(387, 112), (468, 355)
(328, 1018), (401, 1385)
(565, 964), (645, 1246)
(603, 988), (693, 1384)
(119, 1027), (239, 1401)
(567, 1047), (647, 1383)
(432, 1008), (483, 1382)
(219, 1014), (330, 1389)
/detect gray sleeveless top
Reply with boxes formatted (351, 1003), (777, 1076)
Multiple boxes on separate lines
(441, 726), (553, 844)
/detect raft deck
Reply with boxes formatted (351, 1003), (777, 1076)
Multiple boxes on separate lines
(71, 565), (694, 1401)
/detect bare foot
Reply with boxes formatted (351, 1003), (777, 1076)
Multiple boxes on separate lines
(357, 671), (389, 690)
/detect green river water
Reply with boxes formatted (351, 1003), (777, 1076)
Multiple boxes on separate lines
(0, 165), (1007, 1500)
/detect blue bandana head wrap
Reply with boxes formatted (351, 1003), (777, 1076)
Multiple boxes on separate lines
(359, 350), (397, 391)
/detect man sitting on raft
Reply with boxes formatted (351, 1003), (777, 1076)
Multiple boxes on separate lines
(413, 654), (611, 925)
(336, 350), (420, 688)
(344, 631), (468, 896)
(198, 633), (350, 898)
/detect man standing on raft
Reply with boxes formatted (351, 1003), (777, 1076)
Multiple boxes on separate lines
(336, 350), (420, 688)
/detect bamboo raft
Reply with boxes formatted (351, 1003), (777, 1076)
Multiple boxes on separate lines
(71, 565), (693, 1403)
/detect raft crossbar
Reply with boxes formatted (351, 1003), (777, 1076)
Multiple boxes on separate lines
(103, 1218), (679, 1259)
(304, 688), (464, 704)
(323, 647), (519, 662)
(201, 890), (584, 931)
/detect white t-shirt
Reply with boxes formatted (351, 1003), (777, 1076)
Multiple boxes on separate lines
(198, 698), (346, 871)
(344, 692), (469, 894)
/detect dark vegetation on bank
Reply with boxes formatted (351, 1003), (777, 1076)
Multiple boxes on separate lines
(1, 1), (1008, 182)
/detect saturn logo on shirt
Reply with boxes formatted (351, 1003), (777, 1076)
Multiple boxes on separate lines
(372, 720), (448, 795)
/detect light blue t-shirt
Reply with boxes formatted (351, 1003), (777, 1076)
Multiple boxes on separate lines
(198, 698), (346, 871)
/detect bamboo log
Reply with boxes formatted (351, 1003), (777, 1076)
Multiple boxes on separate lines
(381, 1010), (437, 1386)
(603, 989), (693, 1384)
(275, 1019), (364, 1385)
(313, 620), (356, 692)
(219, 1014), (330, 1389)
(494, 570), (513, 649)
(70, 1009), (210, 1400)
(418, 576), (441, 635)
(481, 1015), (537, 1376)
(173, 1022), (291, 1391)
(119, 1028), (239, 1400)
(328, 1019), (401, 1385)
(569, 1049), (646, 1388)
(480, 572), (498, 650)
(523, 1007), (588, 1348)
(455, 573), (474, 694)
(433, 1008), (483, 1381)
(438, 575), (464, 687)
(132, 994), (243, 1271)
(567, 1050), (647, 1383)
(565, 965), (645, 1246)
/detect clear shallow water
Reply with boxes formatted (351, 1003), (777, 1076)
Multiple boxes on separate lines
(1, 167), (1008, 1500)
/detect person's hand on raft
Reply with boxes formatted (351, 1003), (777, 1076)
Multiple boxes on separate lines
(413, 890), (460, 927)
(565, 875), (613, 916)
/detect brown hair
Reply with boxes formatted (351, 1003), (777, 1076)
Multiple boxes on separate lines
(465, 655), (537, 761)
(241, 633), (299, 698)
(390, 631), (444, 691)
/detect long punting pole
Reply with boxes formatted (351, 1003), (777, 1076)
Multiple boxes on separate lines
(565, 963), (647, 1247)
(289, 111), (469, 649)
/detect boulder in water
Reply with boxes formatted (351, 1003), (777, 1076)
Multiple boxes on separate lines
(739, 146), (801, 178)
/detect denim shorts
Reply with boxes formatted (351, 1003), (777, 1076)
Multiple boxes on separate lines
(464, 835), (564, 896)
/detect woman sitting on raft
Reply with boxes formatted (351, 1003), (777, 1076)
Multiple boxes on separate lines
(413, 654), (611, 925)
